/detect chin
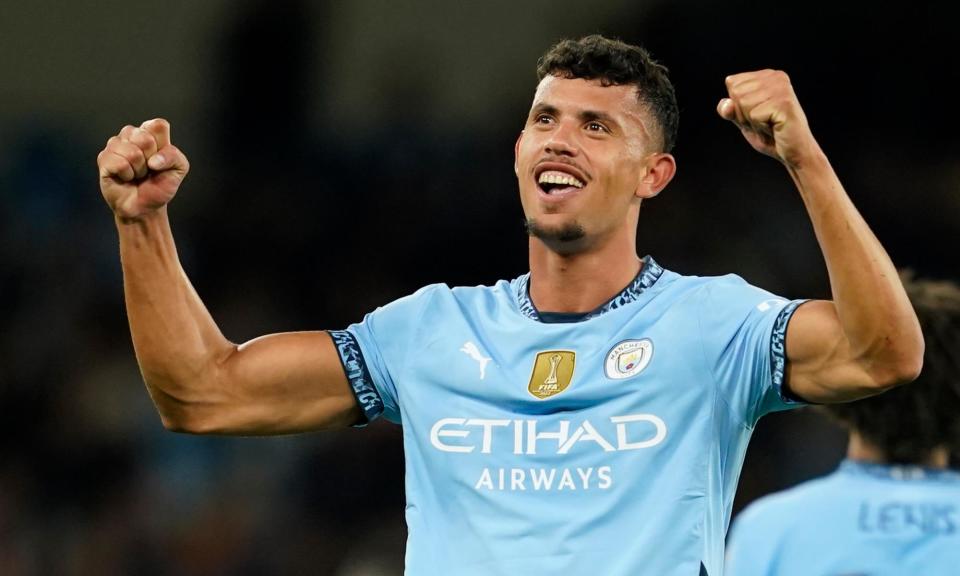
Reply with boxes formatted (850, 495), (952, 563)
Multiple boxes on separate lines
(525, 218), (589, 255)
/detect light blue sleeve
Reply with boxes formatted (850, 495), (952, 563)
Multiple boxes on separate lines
(725, 503), (781, 576)
(697, 275), (807, 427)
(329, 284), (440, 425)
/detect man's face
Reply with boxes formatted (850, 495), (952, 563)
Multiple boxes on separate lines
(515, 75), (659, 251)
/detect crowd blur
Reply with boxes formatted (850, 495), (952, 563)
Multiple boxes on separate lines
(1, 0), (956, 574)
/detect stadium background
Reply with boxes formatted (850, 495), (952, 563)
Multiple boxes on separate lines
(0, 0), (956, 573)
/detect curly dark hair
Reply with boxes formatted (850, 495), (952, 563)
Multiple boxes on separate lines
(536, 35), (679, 153)
(822, 273), (960, 465)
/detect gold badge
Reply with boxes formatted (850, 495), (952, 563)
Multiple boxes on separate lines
(527, 350), (576, 399)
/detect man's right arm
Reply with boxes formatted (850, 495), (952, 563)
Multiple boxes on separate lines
(99, 119), (362, 435)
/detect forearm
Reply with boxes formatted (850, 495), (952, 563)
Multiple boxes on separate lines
(100, 120), (361, 433)
(117, 207), (234, 421)
(788, 148), (923, 381)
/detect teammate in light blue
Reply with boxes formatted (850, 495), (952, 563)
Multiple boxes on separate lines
(727, 276), (960, 576)
(99, 36), (924, 575)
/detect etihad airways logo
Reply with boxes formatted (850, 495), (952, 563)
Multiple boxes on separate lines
(429, 413), (667, 455)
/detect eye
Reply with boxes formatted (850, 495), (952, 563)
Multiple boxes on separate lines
(586, 121), (608, 133)
(534, 114), (554, 125)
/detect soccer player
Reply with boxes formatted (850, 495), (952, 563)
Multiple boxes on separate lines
(726, 276), (960, 576)
(97, 36), (923, 575)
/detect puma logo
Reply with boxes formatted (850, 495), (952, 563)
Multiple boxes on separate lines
(460, 341), (491, 380)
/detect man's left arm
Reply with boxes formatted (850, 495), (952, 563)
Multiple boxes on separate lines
(719, 69), (924, 403)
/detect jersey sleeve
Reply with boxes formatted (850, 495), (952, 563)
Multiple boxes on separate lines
(697, 275), (808, 427)
(329, 284), (439, 425)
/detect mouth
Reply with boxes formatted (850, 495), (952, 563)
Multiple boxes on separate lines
(534, 163), (587, 199)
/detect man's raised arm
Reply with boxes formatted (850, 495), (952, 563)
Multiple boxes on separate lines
(98, 119), (362, 434)
(718, 70), (924, 403)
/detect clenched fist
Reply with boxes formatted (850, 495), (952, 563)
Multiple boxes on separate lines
(717, 70), (820, 168)
(97, 118), (189, 219)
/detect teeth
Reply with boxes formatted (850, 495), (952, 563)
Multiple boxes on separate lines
(538, 170), (584, 189)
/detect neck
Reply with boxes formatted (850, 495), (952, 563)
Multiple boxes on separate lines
(847, 432), (949, 469)
(527, 226), (641, 313)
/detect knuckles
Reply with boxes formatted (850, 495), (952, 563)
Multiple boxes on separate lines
(725, 69), (793, 97)
(98, 119), (187, 190)
(115, 141), (146, 163)
(142, 118), (171, 141)
(119, 124), (137, 139)
(129, 128), (158, 152)
(144, 117), (170, 130)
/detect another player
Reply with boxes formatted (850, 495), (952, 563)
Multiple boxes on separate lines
(97, 36), (923, 575)
(726, 275), (960, 576)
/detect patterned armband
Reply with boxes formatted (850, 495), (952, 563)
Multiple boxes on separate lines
(770, 300), (807, 403)
(329, 330), (384, 424)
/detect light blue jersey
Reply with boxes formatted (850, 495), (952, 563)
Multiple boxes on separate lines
(331, 257), (805, 576)
(727, 460), (960, 576)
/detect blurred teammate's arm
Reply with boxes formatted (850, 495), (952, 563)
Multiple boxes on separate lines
(718, 70), (924, 403)
(98, 119), (362, 434)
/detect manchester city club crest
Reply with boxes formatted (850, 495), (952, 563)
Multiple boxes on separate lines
(604, 339), (653, 380)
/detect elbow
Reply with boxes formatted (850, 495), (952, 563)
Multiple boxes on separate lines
(867, 335), (925, 391)
(159, 412), (196, 434)
(145, 374), (226, 435)
(156, 402), (208, 434)
(877, 356), (923, 391)
(141, 346), (239, 434)
(158, 406), (225, 435)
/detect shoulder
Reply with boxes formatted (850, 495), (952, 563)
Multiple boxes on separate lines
(658, 269), (773, 300)
(449, 277), (518, 300)
(698, 273), (781, 302)
(384, 278), (510, 303)
(653, 270), (784, 320)
(734, 474), (840, 534)
(388, 278), (518, 315)
(376, 282), (447, 311)
(638, 268), (717, 304)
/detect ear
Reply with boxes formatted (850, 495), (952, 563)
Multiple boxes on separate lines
(635, 153), (676, 199)
(514, 131), (524, 175)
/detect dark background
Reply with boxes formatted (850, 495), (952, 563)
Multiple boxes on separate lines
(1, 0), (956, 573)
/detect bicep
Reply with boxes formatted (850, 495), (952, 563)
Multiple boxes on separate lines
(785, 300), (882, 403)
(198, 331), (362, 434)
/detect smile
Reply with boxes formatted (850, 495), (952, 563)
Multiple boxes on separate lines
(538, 170), (584, 192)
(534, 163), (589, 199)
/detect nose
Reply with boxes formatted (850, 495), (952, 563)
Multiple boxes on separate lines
(544, 122), (580, 157)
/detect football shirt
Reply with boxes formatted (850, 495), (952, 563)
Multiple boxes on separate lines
(727, 460), (960, 576)
(331, 256), (805, 575)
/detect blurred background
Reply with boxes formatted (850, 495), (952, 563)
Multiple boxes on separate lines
(0, 0), (956, 573)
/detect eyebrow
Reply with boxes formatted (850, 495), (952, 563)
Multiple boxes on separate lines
(529, 103), (622, 132)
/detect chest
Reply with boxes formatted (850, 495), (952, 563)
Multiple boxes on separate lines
(398, 305), (712, 427)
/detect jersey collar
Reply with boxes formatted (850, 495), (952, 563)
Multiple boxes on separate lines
(839, 459), (960, 482)
(516, 255), (664, 323)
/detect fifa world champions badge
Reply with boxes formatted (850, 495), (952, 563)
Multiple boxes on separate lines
(528, 350), (576, 399)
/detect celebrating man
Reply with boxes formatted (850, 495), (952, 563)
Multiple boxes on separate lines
(98, 35), (923, 575)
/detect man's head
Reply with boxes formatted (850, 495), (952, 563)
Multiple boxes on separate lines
(516, 35), (678, 255)
(822, 273), (960, 465)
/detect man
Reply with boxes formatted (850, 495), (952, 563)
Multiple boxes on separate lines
(97, 36), (922, 575)
(726, 275), (960, 576)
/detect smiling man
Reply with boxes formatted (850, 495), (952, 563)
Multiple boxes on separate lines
(98, 35), (923, 575)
